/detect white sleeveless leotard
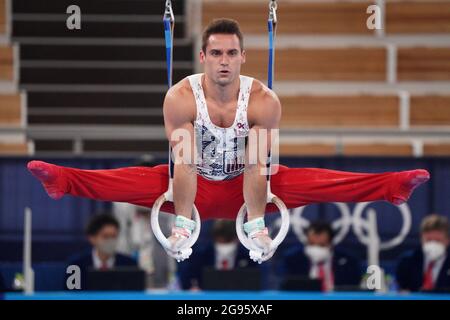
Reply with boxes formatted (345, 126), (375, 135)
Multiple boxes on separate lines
(187, 73), (254, 181)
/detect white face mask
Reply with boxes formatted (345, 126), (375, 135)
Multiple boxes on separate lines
(215, 242), (238, 257)
(97, 238), (118, 256)
(422, 241), (446, 261)
(305, 245), (331, 264)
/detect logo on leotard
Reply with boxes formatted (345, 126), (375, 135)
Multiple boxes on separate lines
(223, 136), (246, 175)
(196, 125), (246, 179)
(223, 151), (245, 174)
(235, 122), (248, 137)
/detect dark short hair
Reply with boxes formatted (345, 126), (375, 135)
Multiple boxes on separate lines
(85, 213), (120, 236)
(306, 221), (335, 242)
(202, 18), (244, 53)
(421, 214), (449, 236)
(211, 219), (237, 242)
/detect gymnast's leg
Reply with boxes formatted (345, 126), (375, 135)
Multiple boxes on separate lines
(26, 160), (241, 219)
(27, 160), (171, 209)
(269, 165), (430, 209)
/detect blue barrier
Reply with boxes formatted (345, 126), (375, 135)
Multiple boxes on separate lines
(0, 262), (66, 291)
(4, 290), (450, 300)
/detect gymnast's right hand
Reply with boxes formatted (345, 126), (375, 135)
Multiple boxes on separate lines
(165, 215), (196, 259)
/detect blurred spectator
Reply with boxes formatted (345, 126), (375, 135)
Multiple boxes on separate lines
(114, 204), (152, 267)
(114, 203), (174, 288)
(113, 155), (174, 288)
(396, 214), (450, 292)
(66, 213), (137, 289)
(177, 219), (263, 290)
(280, 221), (361, 291)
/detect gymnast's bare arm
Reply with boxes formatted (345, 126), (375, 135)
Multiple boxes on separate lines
(244, 80), (281, 239)
(163, 79), (197, 223)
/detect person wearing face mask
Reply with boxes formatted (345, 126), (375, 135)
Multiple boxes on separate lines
(177, 219), (264, 290)
(396, 214), (450, 292)
(280, 221), (361, 292)
(66, 213), (137, 290)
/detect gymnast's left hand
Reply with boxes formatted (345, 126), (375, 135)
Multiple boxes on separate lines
(250, 227), (273, 254)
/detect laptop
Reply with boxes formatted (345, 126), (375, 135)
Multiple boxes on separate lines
(280, 275), (322, 291)
(202, 267), (261, 291)
(86, 267), (146, 291)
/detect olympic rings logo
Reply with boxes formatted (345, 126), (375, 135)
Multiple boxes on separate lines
(271, 202), (412, 250)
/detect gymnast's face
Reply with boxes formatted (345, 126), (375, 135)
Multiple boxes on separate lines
(200, 33), (246, 87)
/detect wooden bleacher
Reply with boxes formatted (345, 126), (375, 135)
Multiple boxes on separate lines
(202, 0), (450, 156)
(386, 1), (450, 34)
(0, 1), (27, 155)
(203, 0), (450, 35)
(424, 143), (450, 157)
(0, 93), (21, 126)
(0, 142), (29, 155)
(9, 0), (191, 154)
(280, 143), (336, 156)
(0, 0), (5, 35)
(280, 95), (399, 128)
(410, 95), (450, 126)
(0, 93), (29, 155)
(279, 94), (450, 129)
(242, 48), (386, 81)
(0, 45), (13, 81)
(398, 48), (450, 81)
(0, 0), (447, 156)
(205, 2), (450, 83)
(279, 142), (414, 157)
(202, 1), (374, 35)
(342, 143), (413, 157)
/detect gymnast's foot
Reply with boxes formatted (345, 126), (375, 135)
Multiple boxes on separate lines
(390, 169), (430, 205)
(27, 160), (65, 200)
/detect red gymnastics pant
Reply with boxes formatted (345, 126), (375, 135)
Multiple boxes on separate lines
(54, 164), (411, 220)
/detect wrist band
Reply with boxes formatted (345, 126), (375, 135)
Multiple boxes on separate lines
(175, 215), (196, 232)
(244, 217), (266, 235)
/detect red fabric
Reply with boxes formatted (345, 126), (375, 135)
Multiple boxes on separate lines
(317, 263), (334, 292)
(221, 259), (229, 270)
(54, 164), (406, 220)
(422, 261), (435, 290)
(318, 263), (326, 291)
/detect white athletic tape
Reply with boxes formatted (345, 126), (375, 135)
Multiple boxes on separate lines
(236, 193), (290, 264)
(151, 187), (201, 262)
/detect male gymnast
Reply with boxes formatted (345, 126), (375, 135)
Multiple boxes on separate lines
(27, 19), (430, 256)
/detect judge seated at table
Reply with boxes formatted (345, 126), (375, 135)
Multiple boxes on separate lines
(66, 213), (137, 289)
(396, 214), (450, 292)
(280, 221), (362, 291)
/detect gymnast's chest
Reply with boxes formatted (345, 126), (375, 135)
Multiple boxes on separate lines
(204, 100), (239, 128)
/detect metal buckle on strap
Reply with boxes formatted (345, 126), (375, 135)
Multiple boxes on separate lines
(269, 0), (278, 24)
(164, 0), (174, 22)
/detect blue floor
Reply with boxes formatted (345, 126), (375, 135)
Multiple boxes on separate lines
(4, 291), (450, 300)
